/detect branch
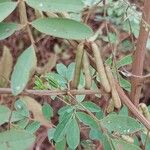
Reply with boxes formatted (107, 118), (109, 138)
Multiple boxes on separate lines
(0, 88), (99, 96)
(130, 0), (150, 107)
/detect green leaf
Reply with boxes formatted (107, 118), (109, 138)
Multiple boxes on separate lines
(11, 46), (37, 95)
(54, 112), (73, 142)
(55, 138), (66, 150)
(58, 105), (74, 116)
(11, 111), (25, 121)
(76, 112), (98, 129)
(81, 101), (101, 113)
(112, 139), (141, 150)
(26, 0), (84, 13)
(16, 118), (29, 129)
(0, 129), (35, 150)
(89, 128), (103, 140)
(66, 118), (80, 149)
(0, 23), (20, 40)
(118, 75), (131, 92)
(119, 105), (128, 116)
(116, 55), (132, 69)
(25, 121), (40, 133)
(45, 72), (67, 89)
(32, 18), (93, 40)
(56, 63), (67, 79)
(42, 103), (53, 120)
(0, 0), (11, 2)
(48, 128), (56, 141)
(66, 62), (75, 81)
(76, 95), (85, 102)
(0, 105), (11, 125)
(14, 100), (29, 117)
(101, 114), (143, 134)
(0, 2), (17, 22)
(0, 105), (24, 125)
(101, 134), (112, 150)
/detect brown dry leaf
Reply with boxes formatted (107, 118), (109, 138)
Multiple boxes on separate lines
(20, 96), (52, 128)
(0, 46), (13, 87)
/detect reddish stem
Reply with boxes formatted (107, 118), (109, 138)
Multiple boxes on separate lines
(130, 0), (150, 107)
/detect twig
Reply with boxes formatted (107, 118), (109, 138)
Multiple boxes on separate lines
(130, 0), (150, 107)
(0, 88), (99, 96)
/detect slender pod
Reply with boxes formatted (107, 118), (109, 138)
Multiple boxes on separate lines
(82, 51), (92, 89)
(106, 98), (114, 113)
(18, 1), (28, 25)
(138, 103), (150, 121)
(105, 65), (121, 109)
(91, 42), (111, 93)
(72, 43), (84, 89)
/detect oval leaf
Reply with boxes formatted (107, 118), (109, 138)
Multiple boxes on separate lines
(32, 18), (93, 40)
(76, 111), (98, 129)
(25, 121), (40, 134)
(101, 114), (143, 134)
(0, 2), (17, 22)
(66, 118), (80, 149)
(42, 103), (53, 121)
(0, 129), (35, 150)
(26, 0), (84, 13)
(0, 23), (20, 40)
(11, 46), (37, 95)
(54, 112), (72, 142)
(81, 101), (101, 112)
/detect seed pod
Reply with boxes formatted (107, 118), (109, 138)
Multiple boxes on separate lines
(121, 135), (134, 144)
(138, 103), (150, 121)
(18, 1), (28, 25)
(82, 51), (92, 89)
(0, 46), (13, 87)
(72, 43), (84, 89)
(91, 42), (111, 93)
(107, 98), (114, 113)
(105, 65), (121, 109)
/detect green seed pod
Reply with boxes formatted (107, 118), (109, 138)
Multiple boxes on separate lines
(82, 51), (92, 89)
(72, 43), (84, 89)
(138, 103), (150, 121)
(91, 42), (111, 93)
(105, 65), (121, 109)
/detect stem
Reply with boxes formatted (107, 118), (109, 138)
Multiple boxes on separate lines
(130, 0), (150, 107)
(0, 88), (99, 96)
